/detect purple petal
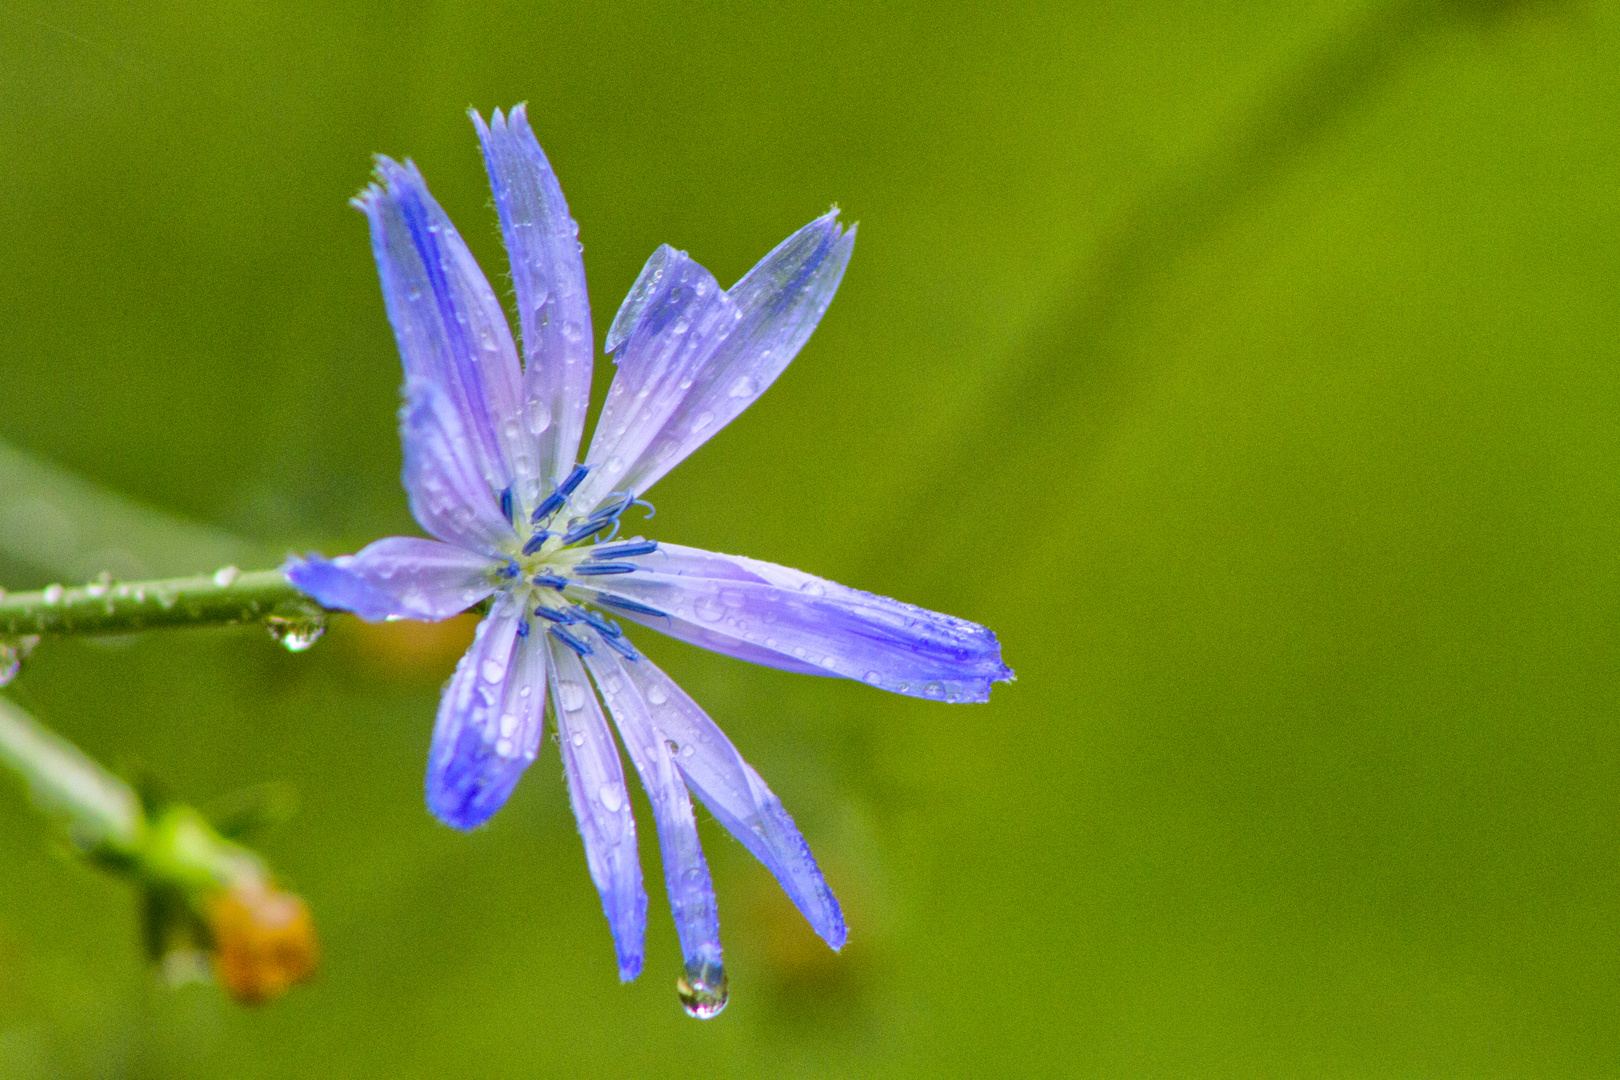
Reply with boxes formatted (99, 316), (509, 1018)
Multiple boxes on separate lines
(284, 536), (497, 622)
(399, 379), (517, 553)
(610, 649), (845, 949)
(572, 543), (1014, 703)
(585, 648), (722, 973)
(547, 636), (646, 980)
(473, 106), (595, 497)
(354, 157), (523, 501)
(576, 212), (854, 507)
(425, 594), (546, 830)
(572, 247), (740, 510)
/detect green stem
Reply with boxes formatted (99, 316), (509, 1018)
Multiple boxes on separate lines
(0, 569), (323, 638)
(0, 694), (143, 851)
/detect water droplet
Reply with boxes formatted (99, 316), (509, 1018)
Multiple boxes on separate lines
(561, 320), (584, 342)
(519, 685), (532, 698)
(85, 571), (112, 598)
(799, 581), (826, 597)
(677, 960), (729, 1020)
(646, 684), (668, 706)
(481, 658), (507, 683)
(863, 671), (881, 685)
(264, 604), (328, 653)
(693, 595), (724, 622)
(727, 375), (757, 399)
(526, 397), (553, 436)
(42, 584), (64, 605)
(558, 680), (587, 711)
(598, 784), (624, 812)
(719, 590), (745, 609)
(499, 712), (518, 737)
(496, 737), (515, 757)
(213, 566), (241, 588)
(690, 411), (715, 433)
(571, 731), (586, 748)
(0, 635), (40, 687)
(821, 656), (838, 670)
(923, 681), (945, 699)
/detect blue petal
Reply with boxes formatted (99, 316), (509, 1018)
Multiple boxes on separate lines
(399, 379), (517, 553)
(284, 537), (498, 622)
(426, 594), (546, 829)
(571, 543), (1013, 703)
(575, 212), (854, 507)
(585, 648), (722, 973)
(571, 246), (739, 512)
(547, 636), (647, 980)
(473, 106), (595, 497)
(611, 649), (845, 949)
(354, 157), (524, 505)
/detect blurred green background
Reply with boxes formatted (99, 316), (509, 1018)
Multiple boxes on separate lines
(2, 0), (1618, 1075)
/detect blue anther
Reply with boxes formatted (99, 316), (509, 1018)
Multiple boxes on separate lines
(558, 463), (590, 497)
(516, 618), (530, 639)
(597, 596), (669, 619)
(598, 632), (639, 661)
(548, 625), (594, 657)
(521, 530), (552, 555)
(530, 464), (592, 524)
(572, 563), (637, 576)
(561, 517), (610, 545)
(496, 558), (521, 580)
(580, 610), (622, 637)
(499, 486), (515, 525)
(534, 605), (576, 624)
(590, 540), (657, 560)
(533, 572), (570, 589)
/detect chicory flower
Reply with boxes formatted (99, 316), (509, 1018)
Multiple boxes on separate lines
(287, 105), (1012, 1016)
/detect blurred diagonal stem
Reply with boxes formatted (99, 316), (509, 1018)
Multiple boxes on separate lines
(0, 569), (324, 638)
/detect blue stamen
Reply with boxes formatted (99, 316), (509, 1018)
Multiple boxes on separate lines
(499, 486), (514, 525)
(535, 605), (576, 624)
(548, 625), (594, 657)
(590, 540), (657, 560)
(496, 558), (521, 580)
(561, 517), (611, 545)
(533, 572), (570, 589)
(572, 563), (637, 576)
(530, 463), (591, 524)
(598, 632), (639, 661)
(580, 610), (622, 637)
(522, 530), (552, 555)
(597, 596), (669, 619)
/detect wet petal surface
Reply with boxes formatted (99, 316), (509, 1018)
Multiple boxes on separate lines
(570, 542), (1013, 702)
(283, 536), (497, 622)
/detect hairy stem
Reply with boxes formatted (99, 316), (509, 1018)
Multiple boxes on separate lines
(0, 569), (322, 638)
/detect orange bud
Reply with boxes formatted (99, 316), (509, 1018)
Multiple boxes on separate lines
(206, 881), (319, 1005)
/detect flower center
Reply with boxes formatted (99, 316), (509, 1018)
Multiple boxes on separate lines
(489, 463), (664, 659)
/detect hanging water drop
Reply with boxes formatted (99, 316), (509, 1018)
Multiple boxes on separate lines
(677, 959), (729, 1019)
(264, 603), (328, 653)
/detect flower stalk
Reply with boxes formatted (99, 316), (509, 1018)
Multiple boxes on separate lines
(0, 569), (327, 641)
